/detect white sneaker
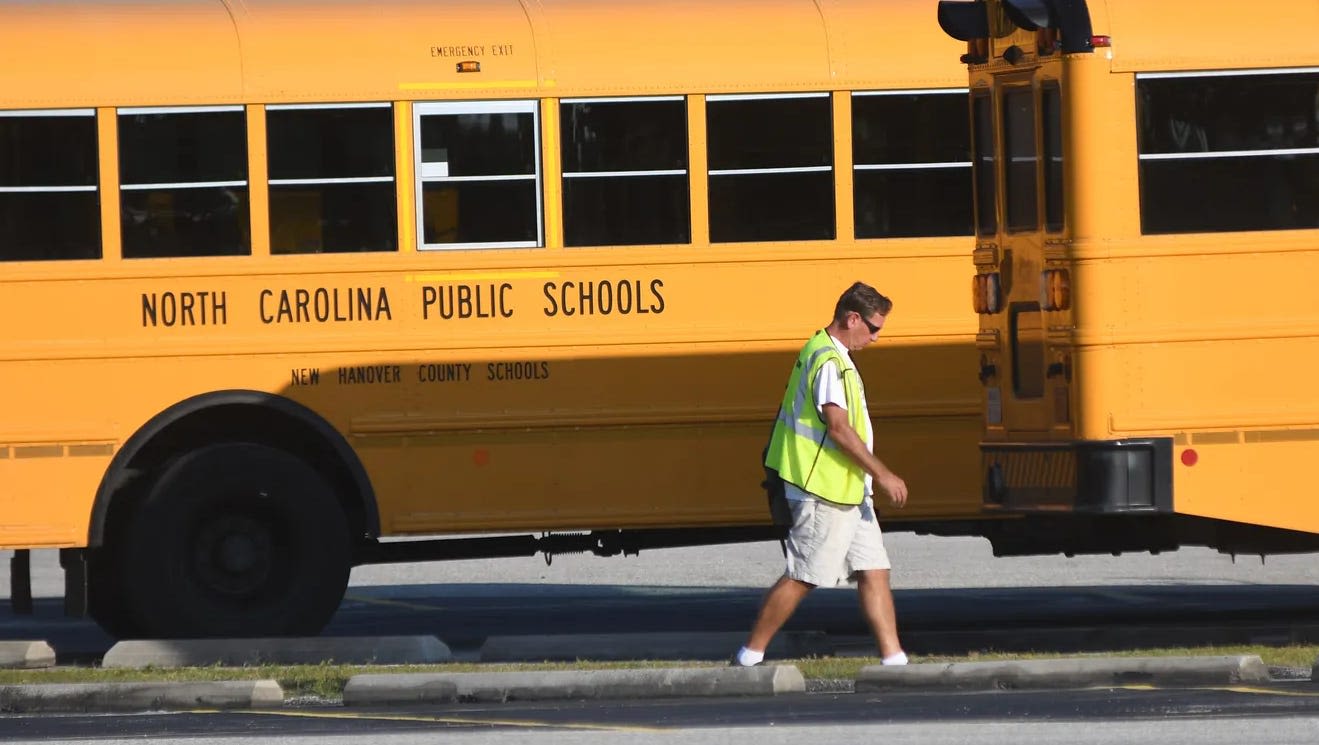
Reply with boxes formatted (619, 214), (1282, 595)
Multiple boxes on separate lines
(730, 646), (765, 667)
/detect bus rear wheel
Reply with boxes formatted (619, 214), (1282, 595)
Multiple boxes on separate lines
(113, 442), (351, 639)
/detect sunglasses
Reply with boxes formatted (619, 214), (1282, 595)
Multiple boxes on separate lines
(854, 311), (881, 334)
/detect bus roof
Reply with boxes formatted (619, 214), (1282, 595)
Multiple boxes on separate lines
(0, 0), (965, 108)
(1096, 0), (1319, 73)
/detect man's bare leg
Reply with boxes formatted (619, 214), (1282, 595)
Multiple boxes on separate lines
(856, 568), (903, 659)
(745, 575), (814, 652)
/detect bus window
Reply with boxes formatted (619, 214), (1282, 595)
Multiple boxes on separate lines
(1137, 70), (1319, 234)
(852, 90), (972, 239)
(1002, 87), (1038, 232)
(119, 107), (250, 258)
(0, 110), (100, 261)
(1041, 83), (1064, 233)
(414, 101), (541, 249)
(266, 104), (397, 254)
(707, 93), (834, 243)
(972, 92), (998, 235)
(561, 97), (690, 247)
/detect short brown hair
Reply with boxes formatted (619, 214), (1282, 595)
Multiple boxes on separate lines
(832, 281), (893, 324)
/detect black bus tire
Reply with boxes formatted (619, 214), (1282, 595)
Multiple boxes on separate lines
(119, 442), (351, 638)
(87, 544), (137, 638)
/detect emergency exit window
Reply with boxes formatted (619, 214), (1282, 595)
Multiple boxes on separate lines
(414, 100), (541, 249)
(1002, 88), (1039, 232)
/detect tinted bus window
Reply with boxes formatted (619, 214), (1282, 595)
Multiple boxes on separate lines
(852, 90), (972, 238)
(1002, 87), (1038, 232)
(1042, 84), (1064, 232)
(707, 94), (834, 243)
(267, 104), (397, 254)
(1137, 71), (1319, 234)
(0, 111), (100, 261)
(415, 102), (540, 249)
(119, 107), (250, 258)
(972, 93), (997, 235)
(561, 98), (690, 246)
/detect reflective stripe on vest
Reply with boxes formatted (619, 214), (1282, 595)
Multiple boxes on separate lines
(765, 329), (868, 505)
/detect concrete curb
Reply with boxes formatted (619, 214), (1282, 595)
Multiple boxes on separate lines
(344, 665), (806, 705)
(480, 631), (832, 662)
(0, 641), (55, 669)
(856, 655), (1271, 692)
(102, 636), (451, 668)
(0, 680), (283, 713)
(885, 625), (1319, 656)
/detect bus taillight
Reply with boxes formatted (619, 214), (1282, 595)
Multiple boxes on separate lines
(973, 272), (1002, 314)
(1040, 268), (1071, 311)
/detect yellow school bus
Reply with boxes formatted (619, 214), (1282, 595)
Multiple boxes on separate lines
(939, 0), (1319, 555)
(1, 0), (984, 639)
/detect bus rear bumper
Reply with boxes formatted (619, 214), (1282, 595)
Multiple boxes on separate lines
(982, 438), (1173, 514)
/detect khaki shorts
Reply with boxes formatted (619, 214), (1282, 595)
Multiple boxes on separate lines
(784, 497), (891, 587)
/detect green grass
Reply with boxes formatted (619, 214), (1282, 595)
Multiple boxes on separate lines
(1, 646), (1315, 700)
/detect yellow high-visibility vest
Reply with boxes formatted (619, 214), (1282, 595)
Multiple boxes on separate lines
(765, 329), (867, 506)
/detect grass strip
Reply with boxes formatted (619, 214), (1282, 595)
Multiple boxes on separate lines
(0, 645), (1314, 700)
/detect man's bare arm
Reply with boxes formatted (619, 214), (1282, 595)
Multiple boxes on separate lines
(821, 403), (908, 507)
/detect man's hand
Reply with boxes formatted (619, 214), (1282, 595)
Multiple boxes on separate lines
(877, 471), (908, 508)
(822, 403), (909, 508)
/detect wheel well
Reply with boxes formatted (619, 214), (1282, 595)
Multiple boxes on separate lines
(91, 392), (378, 550)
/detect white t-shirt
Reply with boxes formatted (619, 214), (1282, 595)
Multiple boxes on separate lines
(784, 333), (874, 503)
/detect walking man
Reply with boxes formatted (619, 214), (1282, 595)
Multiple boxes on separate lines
(733, 281), (910, 667)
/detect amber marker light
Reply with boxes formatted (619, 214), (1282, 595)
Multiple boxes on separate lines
(456, 60), (481, 73)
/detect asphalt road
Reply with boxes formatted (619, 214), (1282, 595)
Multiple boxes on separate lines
(5, 535), (1319, 743)
(7, 684), (1319, 744)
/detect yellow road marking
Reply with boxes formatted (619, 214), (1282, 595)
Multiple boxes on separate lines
(222, 707), (668, 732)
(1215, 685), (1319, 698)
(1110, 684), (1319, 698)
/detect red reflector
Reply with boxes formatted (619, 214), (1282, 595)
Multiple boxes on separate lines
(1090, 35), (1112, 47)
(1180, 449), (1198, 467)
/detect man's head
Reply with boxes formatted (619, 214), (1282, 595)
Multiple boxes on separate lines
(829, 281), (893, 351)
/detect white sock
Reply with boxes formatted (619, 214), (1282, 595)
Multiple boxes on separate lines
(735, 646), (765, 666)
(881, 651), (909, 666)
